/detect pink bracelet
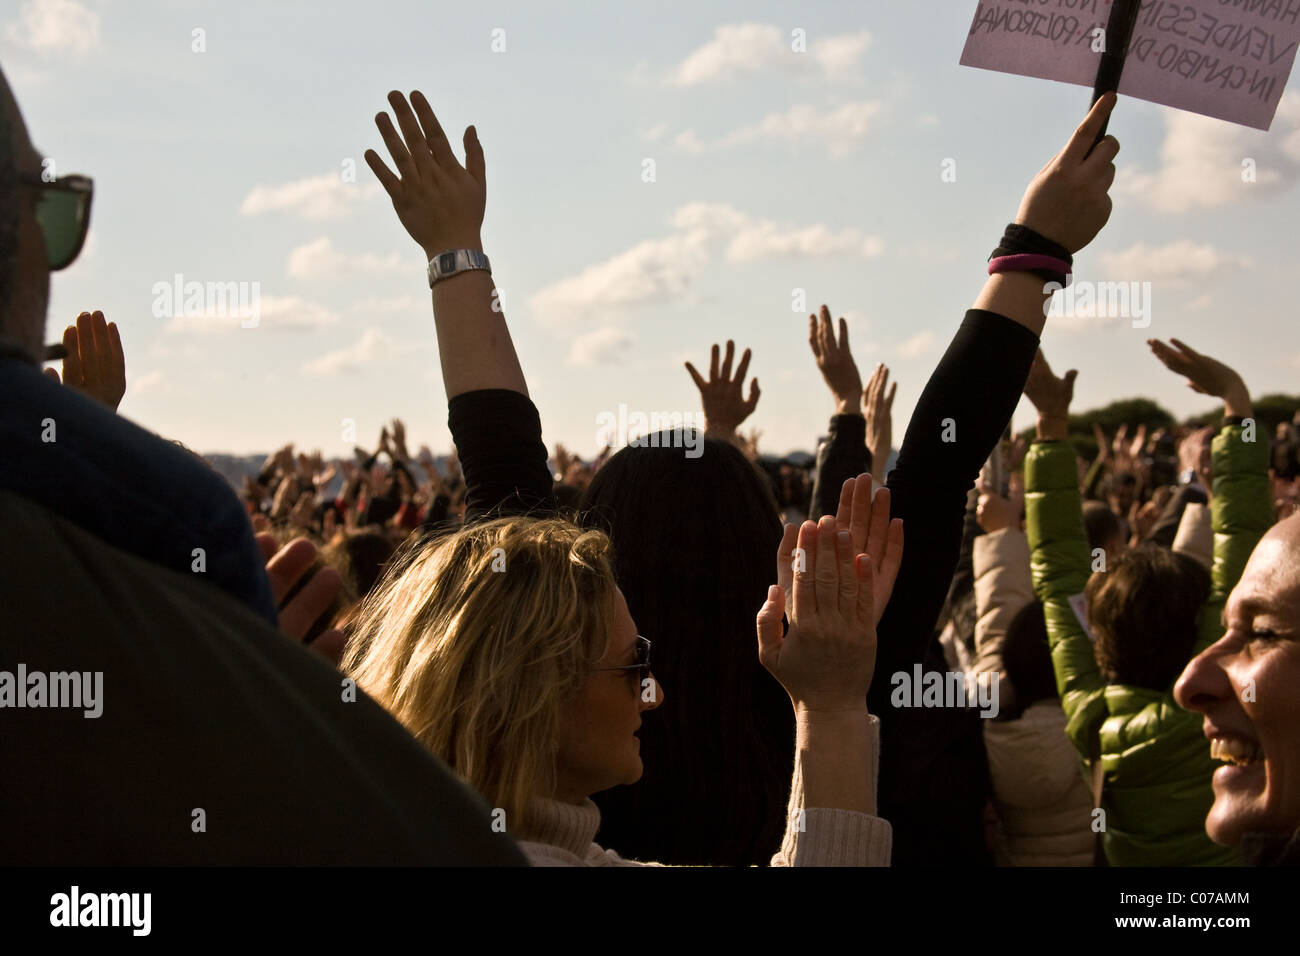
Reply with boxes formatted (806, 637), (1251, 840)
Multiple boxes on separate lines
(988, 253), (1072, 281)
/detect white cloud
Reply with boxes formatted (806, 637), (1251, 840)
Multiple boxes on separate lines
(1117, 92), (1300, 213)
(568, 327), (635, 367)
(669, 23), (870, 86)
(528, 231), (710, 323)
(163, 295), (339, 334)
(302, 328), (397, 376)
(640, 123), (668, 142)
(814, 32), (872, 79)
(530, 203), (884, 322)
(1097, 240), (1244, 283)
(669, 202), (751, 240)
(241, 173), (381, 220)
(895, 331), (936, 359)
(672, 201), (884, 263)
(287, 237), (407, 278)
(7, 0), (99, 56)
(674, 101), (883, 157)
(725, 220), (883, 261)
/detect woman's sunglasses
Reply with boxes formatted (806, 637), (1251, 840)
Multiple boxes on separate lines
(591, 635), (652, 689)
(20, 172), (93, 271)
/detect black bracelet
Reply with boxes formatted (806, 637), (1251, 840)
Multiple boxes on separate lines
(991, 224), (1073, 287)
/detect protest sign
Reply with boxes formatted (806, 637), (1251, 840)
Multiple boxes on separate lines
(960, 0), (1300, 130)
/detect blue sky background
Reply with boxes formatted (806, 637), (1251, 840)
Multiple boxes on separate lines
(5, 0), (1298, 458)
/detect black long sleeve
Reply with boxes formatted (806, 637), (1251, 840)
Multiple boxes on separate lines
(871, 309), (1040, 713)
(447, 389), (557, 522)
(808, 414), (871, 521)
(868, 309), (1038, 866)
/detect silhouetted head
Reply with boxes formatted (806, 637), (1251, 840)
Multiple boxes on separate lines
(0, 66), (51, 356)
(579, 431), (790, 865)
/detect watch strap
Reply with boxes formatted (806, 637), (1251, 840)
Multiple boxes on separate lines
(427, 249), (491, 288)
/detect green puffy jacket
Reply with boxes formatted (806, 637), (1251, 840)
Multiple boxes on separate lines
(1025, 424), (1271, 866)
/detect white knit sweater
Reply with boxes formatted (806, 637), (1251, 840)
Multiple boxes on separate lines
(519, 715), (892, 867)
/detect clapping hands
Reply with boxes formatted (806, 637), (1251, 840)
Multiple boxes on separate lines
(776, 473), (903, 631)
(757, 511), (898, 713)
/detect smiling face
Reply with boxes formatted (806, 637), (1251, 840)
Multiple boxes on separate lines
(1174, 515), (1300, 846)
(553, 587), (663, 804)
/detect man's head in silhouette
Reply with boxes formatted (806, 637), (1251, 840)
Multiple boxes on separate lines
(0, 65), (52, 360)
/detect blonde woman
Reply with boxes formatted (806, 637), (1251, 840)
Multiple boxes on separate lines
(344, 479), (899, 866)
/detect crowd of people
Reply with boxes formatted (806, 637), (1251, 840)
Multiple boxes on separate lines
(3, 66), (1298, 869)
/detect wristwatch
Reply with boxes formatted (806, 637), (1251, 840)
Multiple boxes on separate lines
(427, 248), (491, 288)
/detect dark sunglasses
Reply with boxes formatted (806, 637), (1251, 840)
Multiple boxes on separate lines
(20, 172), (93, 271)
(591, 635), (652, 688)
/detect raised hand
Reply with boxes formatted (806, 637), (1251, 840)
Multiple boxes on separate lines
(554, 443), (574, 482)
(1014, 92), (1119, 255)
(1147, 338), (1251, 417)
(777, 473), (903, 630)
(808, 304), (863, 415)
(863, 363), (896, 474)
(46, 311), (126, 411)
(270, 475), (299, 521)
(757, 516), (886, 713)
(288, 491), (316, 532)
(256, 533), (346, 664)
(1109, 423), (1137, 473)
(389, 418), (411, 461)
(1178, 425), (1215, 491)
(685, 340), (760, 440)
(976, 479), (1024, 535)
(1023, 349), (1076, 441)
(366, 90), (485, 258)
(1092, 422), (1112, 465)
(312, 462), (338, 490)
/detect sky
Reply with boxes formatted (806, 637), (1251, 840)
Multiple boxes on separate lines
(4, 0), (1299, 459)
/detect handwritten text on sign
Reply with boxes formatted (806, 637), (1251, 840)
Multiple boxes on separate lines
(960, 0), (1300, 130)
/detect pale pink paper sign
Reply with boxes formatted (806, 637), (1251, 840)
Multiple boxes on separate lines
(960, 0), (1300, 130)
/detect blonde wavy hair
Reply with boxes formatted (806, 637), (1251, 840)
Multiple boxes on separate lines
(342, 515), (619, 834)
